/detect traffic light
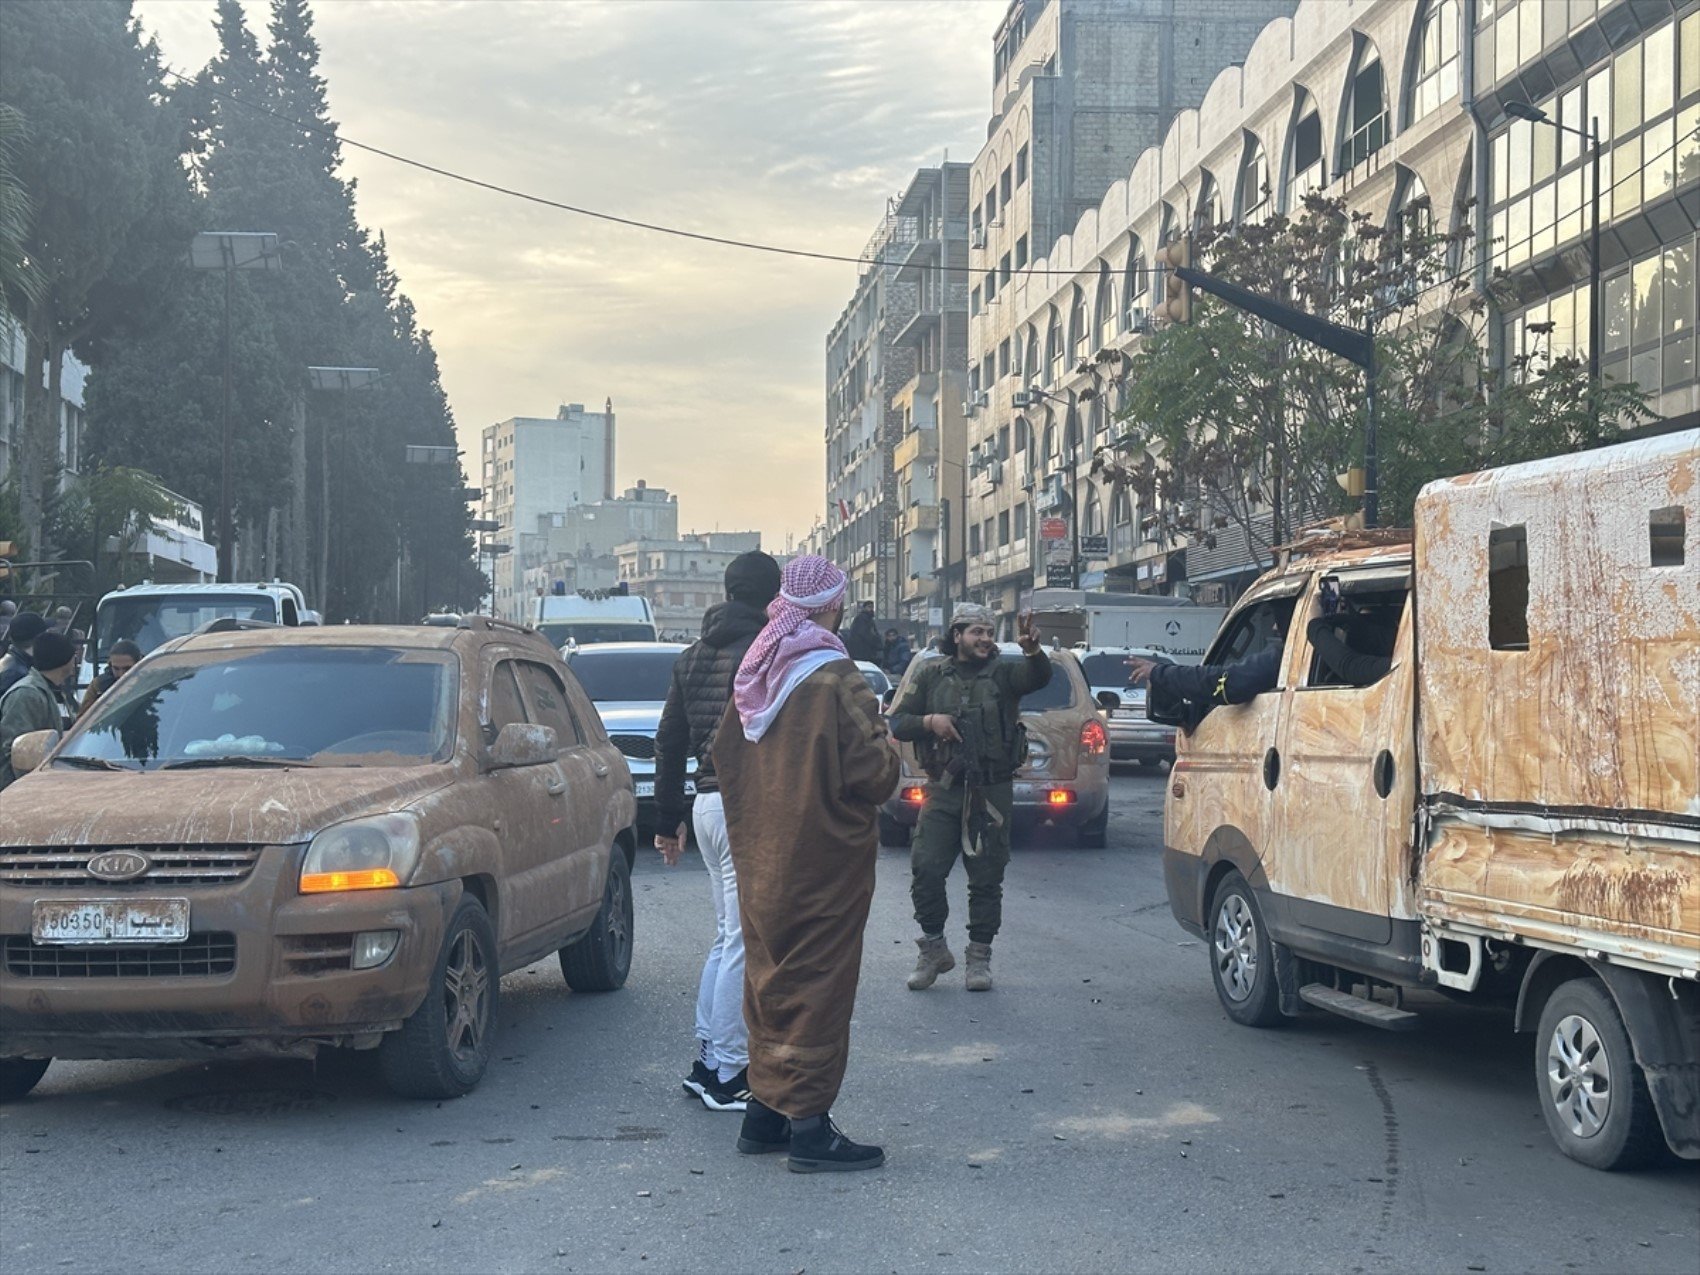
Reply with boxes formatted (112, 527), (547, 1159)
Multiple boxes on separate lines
(1153, 235), (1195, 324)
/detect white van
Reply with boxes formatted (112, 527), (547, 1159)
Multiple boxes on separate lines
(83, 581), (310, 684)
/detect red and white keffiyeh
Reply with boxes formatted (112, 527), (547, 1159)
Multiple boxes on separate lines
(733, 555), (850, 742)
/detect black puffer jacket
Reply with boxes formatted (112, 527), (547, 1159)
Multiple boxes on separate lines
(654, 600), (769, 831)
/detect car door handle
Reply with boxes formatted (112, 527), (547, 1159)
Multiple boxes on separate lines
(546, 778), (567, 795)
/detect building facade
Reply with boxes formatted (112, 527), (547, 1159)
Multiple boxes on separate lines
(514, 479), (678, 613)
(962, 0), (1697, 615)
(480, 399), (617, 621)
(0, 312), (88, 492)
(615, 531), (765, 639)
(961, 0), (1302, 616)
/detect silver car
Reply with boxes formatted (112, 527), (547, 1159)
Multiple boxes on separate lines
(1076, 647), (1177, 769)
(562, 643), (693, 835)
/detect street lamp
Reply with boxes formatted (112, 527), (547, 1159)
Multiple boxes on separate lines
(190, 231), (281, 583)
(1504, 101), (1602, 393)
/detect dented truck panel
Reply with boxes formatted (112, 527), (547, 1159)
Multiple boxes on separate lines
(0, 620), (636, 1063)
(1413, 430), (1700, 978)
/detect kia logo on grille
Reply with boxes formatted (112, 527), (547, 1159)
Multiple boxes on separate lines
(87, 850), (150, 882)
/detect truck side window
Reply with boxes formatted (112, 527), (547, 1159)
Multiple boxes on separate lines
(1650, 506), (1685, 567)
(1488, 524), (1530, 651)
(1206, 594), (1300, 670)
(1305, 586), (1408, 688)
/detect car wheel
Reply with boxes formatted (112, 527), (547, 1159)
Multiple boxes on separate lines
(560, 848), (633, 993)
(1209, 873), (1282, 1027)
(379, 896), (499, 1099)
(879, 812), (912, 848)
(1535, 978), (1664, 1170)
(1076, 806), (1109, 848)
(0, 1057), (50, 1102)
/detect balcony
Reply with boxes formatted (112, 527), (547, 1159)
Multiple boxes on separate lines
(893, 426), (939, 473)
(899, 503), (942, 536)
(896, 234), (941, 282)
(892, 296), (943, 349)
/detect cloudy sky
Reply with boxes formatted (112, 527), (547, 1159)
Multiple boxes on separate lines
(133, 0), (1002, 548)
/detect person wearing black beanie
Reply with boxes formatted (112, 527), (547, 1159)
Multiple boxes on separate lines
(1, 629), (78, 790)
(0, 611), (51, 700)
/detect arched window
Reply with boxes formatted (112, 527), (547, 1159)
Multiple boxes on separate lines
(1064, 410), (1081, 463)
(1095, 264), (1115, 349)
(1024, 327), (1040, 383)
(1284, 88), (1324, 208)
(1045, 307), (1064, 385)
(1389, 168), (1433, 262)
(1069, 286), (1089, 366)
(1195, 172), (1223, 233)
(1447, 145), (1474, 279)
(1083, 485), (1104, 539)
(1152, 204), (1179, 305)
(1121, 236), (1145, 330)
(1235, 133), (1271, 224)
(1087, 396), (1106, 453)
(1339, 36), (1390, 173)
(1042, 421), (1058, 471)
(1406, 0), (1460, 126)
(1015, 417), (1030, 456)
(1111, 487), (1135, 554)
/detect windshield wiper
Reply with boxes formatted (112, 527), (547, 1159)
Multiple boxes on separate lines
(53, 755), (136, 771)
(158, 755), (308, 770)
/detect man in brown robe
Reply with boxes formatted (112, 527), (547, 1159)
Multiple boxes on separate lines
(716, 555), (901, 1172)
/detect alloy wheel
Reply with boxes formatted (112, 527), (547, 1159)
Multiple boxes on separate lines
(1547, 1013), (1612, 1138)
(1213, 893), (1258, 1003)
(442, 929), (491, 1066)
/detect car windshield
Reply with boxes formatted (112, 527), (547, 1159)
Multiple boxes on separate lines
(566, 649), (680, 702)
(541, 622), (658, 647)
(55, 645), (458, 770)
(1079, 654), (1137, 688)
(96, 594), (278, 663)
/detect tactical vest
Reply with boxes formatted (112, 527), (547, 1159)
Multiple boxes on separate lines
(914, 660), (1029, 787)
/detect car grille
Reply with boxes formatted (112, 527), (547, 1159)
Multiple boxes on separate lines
(3, 933), (237, 978)
(608, 734), (656, 761)
(0, 846), (265, 887)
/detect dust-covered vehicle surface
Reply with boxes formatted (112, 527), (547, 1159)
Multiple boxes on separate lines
(0, 617), (637, 1101)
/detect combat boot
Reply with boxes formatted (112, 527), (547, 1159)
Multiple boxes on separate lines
(964, 941), (994, 991)
(906, 935), (955, 990)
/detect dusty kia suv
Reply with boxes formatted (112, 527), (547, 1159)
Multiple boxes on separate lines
(0, 617), (637, 1102)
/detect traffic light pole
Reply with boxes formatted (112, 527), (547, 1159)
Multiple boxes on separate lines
(1172, 263), (1380, 528)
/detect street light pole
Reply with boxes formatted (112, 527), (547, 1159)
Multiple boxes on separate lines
(219, 263), (234, 582)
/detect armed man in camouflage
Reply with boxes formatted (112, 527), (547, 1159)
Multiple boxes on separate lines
(888, 602), (1050, 992)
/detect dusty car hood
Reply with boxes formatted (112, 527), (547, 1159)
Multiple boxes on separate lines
(0, 764), (457, 847)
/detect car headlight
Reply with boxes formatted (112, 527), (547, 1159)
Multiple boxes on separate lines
(299, 813), (422, 894)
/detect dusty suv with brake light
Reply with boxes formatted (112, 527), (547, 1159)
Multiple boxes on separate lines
(0, 617), (637, 1102)
(879, 645), (1111, 847)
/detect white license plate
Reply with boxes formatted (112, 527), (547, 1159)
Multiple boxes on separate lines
(32, 898), (190, 945)
(633, 781), (654, 798)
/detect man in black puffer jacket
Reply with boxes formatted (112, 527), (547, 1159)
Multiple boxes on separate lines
(654, 550), (782, 1113)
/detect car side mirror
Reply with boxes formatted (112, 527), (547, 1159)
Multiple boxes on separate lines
(11, 729), (61, 775)
(486, 722), (557, 769)
(880, 688), (896, 712)
(1095, 690), (1122, 713)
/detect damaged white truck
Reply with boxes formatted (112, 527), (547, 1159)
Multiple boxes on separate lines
(1159, 430), (1698, 1170)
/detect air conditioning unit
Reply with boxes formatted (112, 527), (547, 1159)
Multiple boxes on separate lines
(971, 391), (990, 410)
(1011, 388), (1039, 409)
(970, 226), (987, 249)
(961, 400), (976, 418)
(1126, 307), (1153, 335)
(986, 460), (1005, 485)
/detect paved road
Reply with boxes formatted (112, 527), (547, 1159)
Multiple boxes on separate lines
(3, 771), (1696, 1275)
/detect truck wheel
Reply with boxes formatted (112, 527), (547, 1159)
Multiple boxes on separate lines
(560, 849), (633, 992)
(379, 896), (499, 1099)
(1209, 873), (1282, 1028)
(879, 813), (912, 848)
(1535, 978), (1663, 1170)
(0, 1057), (50, 1102)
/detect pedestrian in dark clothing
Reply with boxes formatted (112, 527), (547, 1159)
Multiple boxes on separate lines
(654, 550), (782, 1114)
(0, 599), (15, 646)
(1306, 612), (1394, 686)
(889, 602), (1050, 992)
(882, 629), (912, 676)
(843, 601), (882, 664)
(78, 639), (142, 718)
(0, 611), (49, 699)
(1125, 603), (1287, 726)
(1, 630), (75, 790)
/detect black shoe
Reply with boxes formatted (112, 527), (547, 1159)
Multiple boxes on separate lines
(700, 1065), (752, 1112)
(785, 1113), (884, 1173)
(682, 1059), (715, 1099)
(737, 1097), (790, 1154)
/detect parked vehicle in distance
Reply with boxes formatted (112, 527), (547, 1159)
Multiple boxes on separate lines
(1160, 431), (1699, 1171)
(855, 661), (893, 700)
(0, 616), (637, 1102)
(1027, 588), (1225, 656)
(534, 591), (657, 648)
(1077, 646), (1178, 768)
(562, 642), (691, 837)
(83, 580), (311, 686)
(419, 612), (462, 627)
(880, 645), (1110, 848)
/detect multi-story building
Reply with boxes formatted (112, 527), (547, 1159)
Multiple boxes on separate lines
(479, 399), (617, 622)
(513, 479), (677, 610)
(615, 531), (765, 639)
(825, 199), (919, 617)
(888, 164), (971, 630)
(960, 0), (1301, 616)
(969, 0), (1697, 610)
(0, 312), (88, 491)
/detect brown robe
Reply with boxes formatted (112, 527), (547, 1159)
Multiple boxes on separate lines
(715, 658), (902, 1119)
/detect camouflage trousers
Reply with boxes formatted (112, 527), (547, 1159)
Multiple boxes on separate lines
(910, 781), (1014, 945)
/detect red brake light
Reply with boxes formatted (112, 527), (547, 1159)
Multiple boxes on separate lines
(1079, 719), (1108, 756)
(1046, 789), (1076, 806)
(903, 786), (927, 804)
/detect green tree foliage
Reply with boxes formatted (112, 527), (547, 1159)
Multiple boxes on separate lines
(1096, 193), (1652, 568)
(0, 104), (41, 309)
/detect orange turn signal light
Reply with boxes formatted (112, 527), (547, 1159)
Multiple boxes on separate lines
(1046, 789), (1076, 806)
(903, 786), (927, 804)
(299, 868), (401, 894)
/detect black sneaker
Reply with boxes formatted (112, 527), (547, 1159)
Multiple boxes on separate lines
(682, 1059), (715, 1100)
(785, 1113), (884, 1173)
(736, 1097), (790, 1154)
(699, 1066), (752, 1112)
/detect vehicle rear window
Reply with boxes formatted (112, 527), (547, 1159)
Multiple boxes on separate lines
(57, 646), (458, 770)
(540, 622), (658, 647)
(1016, 655), (1078, 711)
(565, 649), (681, 702)
(96, 593), (279, 662)
(1079, 654), (1135, 688)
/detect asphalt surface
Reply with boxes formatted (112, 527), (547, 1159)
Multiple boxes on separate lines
(2, 769), (1696, 1275)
